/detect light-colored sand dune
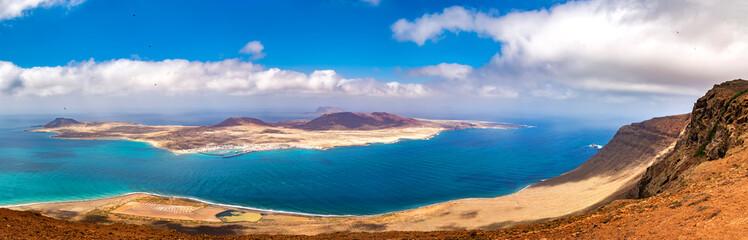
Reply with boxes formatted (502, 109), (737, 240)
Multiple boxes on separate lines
(111, 202), (224, 222)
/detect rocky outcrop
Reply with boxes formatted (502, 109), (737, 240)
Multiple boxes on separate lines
(297, 112), (423, 130)
(639, 79), (748, 197)
(42, 118), (82, 128)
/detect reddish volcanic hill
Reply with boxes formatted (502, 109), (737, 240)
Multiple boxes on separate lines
(297, 112), (422, 130)
(211, 117), (269, 128)
(42, 118), (82, 128)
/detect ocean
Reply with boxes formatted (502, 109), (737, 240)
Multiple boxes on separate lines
(0, 113), (622, 216)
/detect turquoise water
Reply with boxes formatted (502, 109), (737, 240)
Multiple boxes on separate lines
(0, 115), (617, 215)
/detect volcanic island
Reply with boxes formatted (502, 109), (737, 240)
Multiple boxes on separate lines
(30, 112), (524, 157)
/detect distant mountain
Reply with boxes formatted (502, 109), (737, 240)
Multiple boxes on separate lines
(305, 106), (345, 115)
(211, 117), (268, 128)
(297, 112), (422, 130)
(42, 118), (82, 128)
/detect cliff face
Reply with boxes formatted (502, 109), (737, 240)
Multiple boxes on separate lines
(639, 79), (748, 197)
(535, 114), (690, 190)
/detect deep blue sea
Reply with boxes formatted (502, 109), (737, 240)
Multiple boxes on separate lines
(0, 113), (624, 216)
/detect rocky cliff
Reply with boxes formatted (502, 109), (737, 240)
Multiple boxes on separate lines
(639, 79), (748, 197)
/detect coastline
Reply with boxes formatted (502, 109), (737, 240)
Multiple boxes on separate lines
(2, 172), (542, 219)
(35, 126), (508, 155)
(5, 158), (656, 235)
(3, 127), (547, 220)
(6, 115), (690, 235)
(29, 115), (526, 156)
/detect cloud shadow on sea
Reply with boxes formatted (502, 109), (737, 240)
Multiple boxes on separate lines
(0, 157), (66, 173)
(33, 151), (76, 159)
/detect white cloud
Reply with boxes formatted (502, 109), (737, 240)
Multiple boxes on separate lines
(391, 6), (475, 46)
(530, 84), (575, 99)
(408, 63), (473, 81)
(0, 0), (83, 21)
(478, 85), (518, 98)
(392, 1), (748, 98)
(403, 63), (517, 98)
(360, 0), (380, 6)
(239, 41), (266, 60)
(0, 59), (429, 98)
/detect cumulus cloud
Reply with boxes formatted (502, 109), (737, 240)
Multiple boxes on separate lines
(239, 41), (266, 60)
(0, 0), (83, 21)
(403, 63), (518, 98)
(0, 59), (429, 98)
(392, 0), (748, 98)
(408, 63), (473, 81)
(391, 6), (475, 46)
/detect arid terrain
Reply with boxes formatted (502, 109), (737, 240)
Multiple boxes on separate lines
(4, 80), (748, 239)
(29, 112), (522, 154)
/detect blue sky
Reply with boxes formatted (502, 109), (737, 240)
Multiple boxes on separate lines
(0, 0), (559, 81)
(1, 0), (746, 119)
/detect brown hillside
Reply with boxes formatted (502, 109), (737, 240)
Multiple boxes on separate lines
(534, 114), (689, 194)
(211, 117), (269, 128)
(297, 112), (422, 130)
(41, 118), (82, 128)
